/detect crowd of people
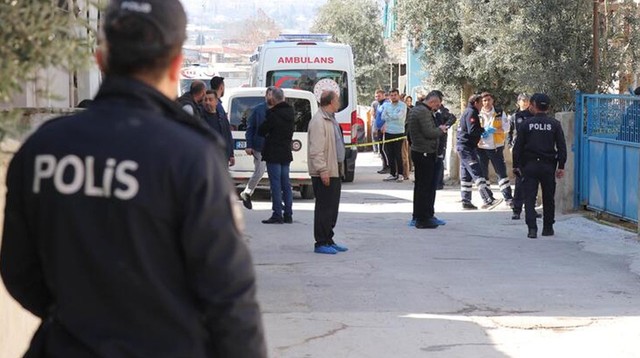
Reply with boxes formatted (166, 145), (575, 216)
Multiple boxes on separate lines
(371, 89), (567, 237)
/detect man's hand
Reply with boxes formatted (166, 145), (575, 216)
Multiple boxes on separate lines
(320, 171), (330, 186)
(229, 157), (235, 167)
(438, 125), (448, 133)
(245, 148), (253, 155)
(556, 169), (565, 179)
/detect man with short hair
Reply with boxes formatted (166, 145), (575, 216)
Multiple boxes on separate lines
(0, 1), (266, 356)
(308, 90), (349, 254)
(210, 75), (229, 127)
(513, 93), (567, 239)
(456, 94), (503, 210)
(259, 87), (295, 224)
(477, 92), (513, 204)
(240, 88), (271, 209)
(371, 89), (389, 172)
(407, 91), (448, 229)
(177, 79), (206, 119)
(379, 88), (408, 182)
(203, 90), (235, 167)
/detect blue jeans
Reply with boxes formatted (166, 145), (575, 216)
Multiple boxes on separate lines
(266, 162), (293, 218)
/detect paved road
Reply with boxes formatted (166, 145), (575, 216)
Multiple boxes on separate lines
(245, 152), (640, 357)
(2, 153), (639, 357)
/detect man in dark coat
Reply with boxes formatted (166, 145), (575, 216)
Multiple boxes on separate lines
(0, 1), (266, 357)
(203, 90), (235, 167)
(177, 79), (206, 119)
(259, 87), (295, 224)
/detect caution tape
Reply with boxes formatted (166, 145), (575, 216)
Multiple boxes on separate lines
(231, 135), (407, 156)
(344, 135), (407, 148)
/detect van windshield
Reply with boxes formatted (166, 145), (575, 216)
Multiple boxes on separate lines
(229, 96), (312, 132)
(266, 70), (348, 112)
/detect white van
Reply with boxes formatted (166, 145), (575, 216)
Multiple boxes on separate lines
(249, 34), (357, 182)
(223, 87), (318, 199)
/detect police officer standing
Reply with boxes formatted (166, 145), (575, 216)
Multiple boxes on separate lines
(513, 93), (567, 239)
(0, 1), (266, 357)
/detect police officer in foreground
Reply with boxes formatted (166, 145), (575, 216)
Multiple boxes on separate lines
(0, 1), (267, 357)
(513, 93), (567, 239)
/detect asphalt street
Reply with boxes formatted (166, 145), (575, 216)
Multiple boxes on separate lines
(244, 152), (640, 358)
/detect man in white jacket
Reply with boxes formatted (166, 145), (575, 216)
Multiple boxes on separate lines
(477, 92), (513, 205)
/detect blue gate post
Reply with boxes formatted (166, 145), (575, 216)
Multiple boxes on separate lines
(574, 91), (583, 209)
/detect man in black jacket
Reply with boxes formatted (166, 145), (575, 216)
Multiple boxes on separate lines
(259, 87), (295, 224)
(513, 93), (567, 239)
(0, 1), (266, 357)
(203, 90), (235, 167)
(407, 91), (448, 229)
(456, 94), (502, 210)
(177, 79), (206, 119)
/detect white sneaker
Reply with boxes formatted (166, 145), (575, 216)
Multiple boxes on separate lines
(383, 175), (398, 181)
(396, 175), (406, 182)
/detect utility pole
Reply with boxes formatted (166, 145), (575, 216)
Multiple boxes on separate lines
(593, 0), (600, 90)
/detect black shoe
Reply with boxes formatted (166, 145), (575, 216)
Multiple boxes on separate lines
(512, 212), (521, 220)
(239, 191), (252, 210)
(262, 216), (283, 224)
(527, 228), (537, 239)
(284, 215), (293, 224)
(541, 226), (554, 236)
(377, 168), (390, 174)
(536, 211), (543, 219)
(415, 220), (439, 229)
(481, 198), (504, 210)
(462, 201), (478, 210)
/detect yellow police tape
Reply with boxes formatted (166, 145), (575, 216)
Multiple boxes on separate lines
(344, 135), (407, 148)
(232, 136), (407, 157)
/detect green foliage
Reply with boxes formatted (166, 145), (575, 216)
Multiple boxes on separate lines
(395, 0), (640, 110)
(311, 0), (389, 104)
(0, 0), (95, 103)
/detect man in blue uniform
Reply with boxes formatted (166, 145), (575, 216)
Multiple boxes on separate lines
(513, 93), (567, 239)
(456, 94), (502, 210)
(0, 1), (266, 356)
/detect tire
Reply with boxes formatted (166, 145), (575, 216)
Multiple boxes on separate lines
(343, 164), (355, 183)
(300, 184), (315, 199)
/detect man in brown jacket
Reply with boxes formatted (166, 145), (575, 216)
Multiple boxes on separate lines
(308, 91), (349, 254)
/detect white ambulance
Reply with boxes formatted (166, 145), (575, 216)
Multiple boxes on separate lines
(178, 64), (218, 95)
(249, 34), (358, 182)
(223, 87), (318, 199)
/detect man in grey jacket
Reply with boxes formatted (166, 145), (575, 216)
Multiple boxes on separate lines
(407, 91), (448, 229)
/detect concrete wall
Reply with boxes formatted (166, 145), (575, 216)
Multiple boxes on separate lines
(554, 112), (575, 214)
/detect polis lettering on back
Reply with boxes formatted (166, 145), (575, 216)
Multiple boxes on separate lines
(33, 154), (140, 200)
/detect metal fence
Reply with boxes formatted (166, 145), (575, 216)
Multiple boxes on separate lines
(575, 92), (639, 223)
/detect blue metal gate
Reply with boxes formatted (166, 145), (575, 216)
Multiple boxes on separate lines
(575, 92), (639, 222)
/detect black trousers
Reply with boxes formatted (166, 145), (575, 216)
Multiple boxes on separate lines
(383, 133), (405, 177)
(512, 175), (524, 213)
(312, 176), (341, 247)
(522, 160), (557, 230)
(412, 151), (437, 222)
(435, 155), (445, 190)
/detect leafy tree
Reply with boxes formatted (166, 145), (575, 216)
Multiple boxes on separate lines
(0, 1), (95, 103)
(311, 0), (389, 104)
(232, 9), (282, 52)
(395, 0), (640, 110)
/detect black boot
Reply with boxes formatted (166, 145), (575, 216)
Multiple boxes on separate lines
(527, 228), (537, 239)
(541, 226), (554, 236)
(511, 211), (521, 220)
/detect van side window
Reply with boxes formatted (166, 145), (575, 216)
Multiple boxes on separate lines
(287, 98), (312, 132)
(229, 97), (263, 129)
